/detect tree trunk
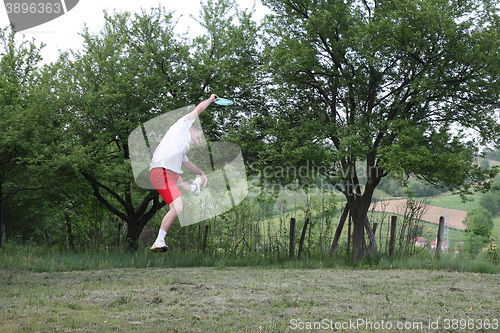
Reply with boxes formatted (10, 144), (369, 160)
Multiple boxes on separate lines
(351, 212), (378, 259)
(81, 172), (166, 251)
(125, 220), (141, 251)
(0, 222), (5, 248)
(45, 230), (53, 247)
(351, 213), (365, 261)
(289, 218), (296, 258)
(0, 183), (5, 248)
(329, 205), (349, 259)
(347, 211), (352, 259)
(64, 211), (75, 250)
(365, 217), (378, 254)
(349, 175), (380, 261)
(202, 224), (209, 254)
(0, 206), (5, 248)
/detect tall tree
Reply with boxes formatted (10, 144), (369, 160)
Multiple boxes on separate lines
(0, 28), (44, 246)
(44, 1), (262, 250)
(45, 9), (186, 249)
(260, 0), (500, 259)
(189, 0), (266, 141)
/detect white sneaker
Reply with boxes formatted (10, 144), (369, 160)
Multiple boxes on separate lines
(191, 175), (202, 196)
(150, 240), (169, 252)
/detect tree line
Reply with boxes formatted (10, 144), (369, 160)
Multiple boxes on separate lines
(1, 0), (499, 260)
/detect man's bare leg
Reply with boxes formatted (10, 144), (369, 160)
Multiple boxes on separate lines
(159, 197), (183, 233)
(151, 197), (183, 252)
(156, 177), (189, 234)
(176, 176), (191, 192)
(151, 177), (201, 252)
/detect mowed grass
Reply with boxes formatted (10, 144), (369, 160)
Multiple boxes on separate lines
(1, 266), (500, 333)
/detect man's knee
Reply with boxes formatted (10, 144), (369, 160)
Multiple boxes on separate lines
(170, 198), (183, 214)
(177, 178), (190, 192)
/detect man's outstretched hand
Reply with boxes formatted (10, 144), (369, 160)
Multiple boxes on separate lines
(200, 173), (208, 188)
(209, 94), (219, 103)
(189, 94), (220, 120)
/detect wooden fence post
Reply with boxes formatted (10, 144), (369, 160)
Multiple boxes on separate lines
(297, 218), (310, 258)
(389, 216), (397, 256)
(289, 218), (296, 259)
(436, 216), (445, 259)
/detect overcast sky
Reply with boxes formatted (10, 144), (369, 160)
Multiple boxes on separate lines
(0, 0), (269, 64)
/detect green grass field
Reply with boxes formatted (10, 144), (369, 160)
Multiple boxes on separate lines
(2, 179), (498, 332)
(429, 192), (500, 242)
(429, 193), (483, 212)
(1, 265), (499, 332)
(492, 216), (500, 243)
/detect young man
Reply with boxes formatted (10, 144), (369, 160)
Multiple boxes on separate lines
(149, 94), (218, 252)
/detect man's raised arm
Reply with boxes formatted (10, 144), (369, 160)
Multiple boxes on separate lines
(188, 94), (218, 120)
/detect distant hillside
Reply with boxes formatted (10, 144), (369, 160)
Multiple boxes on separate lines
(371, 199), (467, 230)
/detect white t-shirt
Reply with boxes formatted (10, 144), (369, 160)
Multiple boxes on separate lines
(150, 114), (195, 174)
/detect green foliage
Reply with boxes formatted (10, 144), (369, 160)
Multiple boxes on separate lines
(480, 159), (491, 170)
(0, 27), (47, 245)
(462, 207), (495, 257)
(258, 0), (500, 259)
(1, 0), (265, 251)
(1, 0), (500, 263)
(484, 147), (500, 162)
(479, 175), (500, 216)
(464, 207), (494, 236)
(480, 192), (500, 216)
(485, 243), (500, 263)
(378, 177), (447, 198)
(29, 1), (262, 250)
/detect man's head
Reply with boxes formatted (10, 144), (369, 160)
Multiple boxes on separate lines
(189, 124), (202, 145)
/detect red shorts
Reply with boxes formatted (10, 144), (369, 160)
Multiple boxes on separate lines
(150, 168), (181, 205)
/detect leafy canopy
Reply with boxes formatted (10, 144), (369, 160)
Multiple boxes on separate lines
(260, 0), (499, 196)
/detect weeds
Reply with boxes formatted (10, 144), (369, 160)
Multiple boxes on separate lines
(2, 244), (499, 274)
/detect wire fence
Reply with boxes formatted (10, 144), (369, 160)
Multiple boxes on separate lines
(142, 194), (437, 260)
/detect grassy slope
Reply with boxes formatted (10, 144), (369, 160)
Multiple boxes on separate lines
(430, 193), (500, 242)
(493, 216), (500, 243)
(429, 193), (483, 211)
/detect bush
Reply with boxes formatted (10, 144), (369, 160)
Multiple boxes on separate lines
(485, 243), (500, 263)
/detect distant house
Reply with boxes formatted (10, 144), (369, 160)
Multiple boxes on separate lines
(430, 239), (448, 252)
(414, 236), (428, 248)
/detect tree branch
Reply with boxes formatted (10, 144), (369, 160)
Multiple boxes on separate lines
(81, 171), (130, 221)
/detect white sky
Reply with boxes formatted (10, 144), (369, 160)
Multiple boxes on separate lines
(0, 0), (269, 64)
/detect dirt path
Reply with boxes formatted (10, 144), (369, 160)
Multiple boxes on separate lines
(371, 199), (467, 230)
